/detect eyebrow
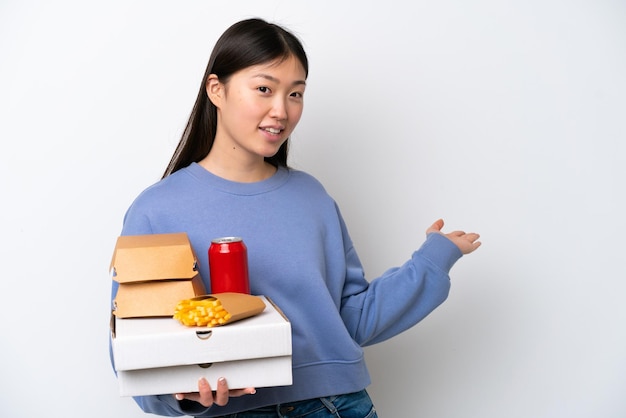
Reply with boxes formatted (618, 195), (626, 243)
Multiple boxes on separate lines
(253, 73), (307, 87)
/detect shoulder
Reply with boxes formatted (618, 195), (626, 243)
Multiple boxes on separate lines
(286, 168), (329, 193)
(121, 168), (197, 228)
(126, 181), (171, 213)
(283, 168), (337, 203)
(281, 168), (341, 215)
(133, 167), (197, 201)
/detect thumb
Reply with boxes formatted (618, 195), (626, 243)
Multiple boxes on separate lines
(426, 219), (444, 235)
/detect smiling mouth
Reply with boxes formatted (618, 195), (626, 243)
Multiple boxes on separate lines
(262, 127), (282, 134)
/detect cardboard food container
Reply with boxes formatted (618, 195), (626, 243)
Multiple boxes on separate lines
(111, 296), (292, 397)
(110, 232), (207, 318)
(174, 293), (267, 327)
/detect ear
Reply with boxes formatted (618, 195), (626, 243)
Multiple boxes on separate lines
(206, 74), (223, 107)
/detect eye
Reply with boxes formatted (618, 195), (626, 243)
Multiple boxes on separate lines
(258, 86), (271, 94)
(290, 91), (304, 99)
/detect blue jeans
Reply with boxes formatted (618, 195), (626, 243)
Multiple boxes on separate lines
(217, 389), (377, 417)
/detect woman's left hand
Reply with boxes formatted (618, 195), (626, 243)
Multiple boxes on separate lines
(426, 219), (481, 255)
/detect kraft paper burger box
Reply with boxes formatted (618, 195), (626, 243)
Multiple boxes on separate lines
(110, 232), (206, 318)
(111, 295), (292, 397)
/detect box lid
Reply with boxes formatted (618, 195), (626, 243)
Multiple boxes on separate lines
(112, 296), (291, 371)
(110, 232), (198, 283)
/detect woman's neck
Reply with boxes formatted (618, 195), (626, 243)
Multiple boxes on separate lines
(198, 154), (276, 183)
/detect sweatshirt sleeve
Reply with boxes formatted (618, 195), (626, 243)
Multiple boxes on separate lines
(132, 395), (211, 416)
(339, 218), (462, 346)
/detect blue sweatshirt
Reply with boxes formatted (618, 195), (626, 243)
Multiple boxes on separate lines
(111, 163), (462, 416)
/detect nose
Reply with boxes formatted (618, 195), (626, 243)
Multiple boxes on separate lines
(269, 97), (288, 120)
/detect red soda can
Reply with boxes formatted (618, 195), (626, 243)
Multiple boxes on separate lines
(208, 237), (250, 294)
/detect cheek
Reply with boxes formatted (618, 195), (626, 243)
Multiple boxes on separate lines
(227, 104), (262, 127)
(288, 104), (304, 125)
(231, 91), (264, 117)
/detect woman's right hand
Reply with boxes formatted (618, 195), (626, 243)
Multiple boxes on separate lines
(174, 377), (256, 407)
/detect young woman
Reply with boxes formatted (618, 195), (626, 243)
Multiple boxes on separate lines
(112, 18), (481, 417)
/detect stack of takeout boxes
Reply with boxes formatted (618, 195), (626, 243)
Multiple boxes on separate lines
(111, 232), (206, 318)
(109, 232), (293, 397)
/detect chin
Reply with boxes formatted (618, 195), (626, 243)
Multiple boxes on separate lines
(259, 145), (285, 158)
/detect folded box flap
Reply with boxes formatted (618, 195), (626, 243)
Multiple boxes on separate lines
(110, 232), (198, 282)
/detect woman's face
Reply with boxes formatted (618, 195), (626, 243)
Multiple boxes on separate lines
(208, 55), (306, 164)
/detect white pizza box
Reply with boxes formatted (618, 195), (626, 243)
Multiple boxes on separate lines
(117, 356), (292, 397)
(111, 296), (292, 396)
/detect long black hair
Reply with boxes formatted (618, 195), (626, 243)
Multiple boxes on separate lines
(162, 18), (309, 178)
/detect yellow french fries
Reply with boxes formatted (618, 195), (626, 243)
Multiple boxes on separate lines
(173, 296), (232, 327)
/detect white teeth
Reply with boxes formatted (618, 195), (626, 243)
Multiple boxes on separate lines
(265, 128), (281, 134)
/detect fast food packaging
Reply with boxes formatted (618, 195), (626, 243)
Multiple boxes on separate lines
(110, 295), (292, 396)
(110, 232), (206, 318)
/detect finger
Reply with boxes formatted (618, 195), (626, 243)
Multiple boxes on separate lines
(195, 377), (215, 406)
(174, 391), (211, 406)
(465, 240), (481, 253)
(464, 233), (480, 242)
(174, 389), (206, 404)
(426, 219), (444, 235)
(466, 236), (482, 251)
(213, 377), (229, 406)
(229, 387), (257, 397)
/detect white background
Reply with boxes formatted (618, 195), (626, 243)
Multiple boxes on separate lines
(1, 1), (624, 417)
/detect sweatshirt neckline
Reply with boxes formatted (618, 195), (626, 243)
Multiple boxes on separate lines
(186, 162), (290, 195)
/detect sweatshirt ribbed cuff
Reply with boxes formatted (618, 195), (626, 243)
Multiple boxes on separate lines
(415, 232), (463, 273)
